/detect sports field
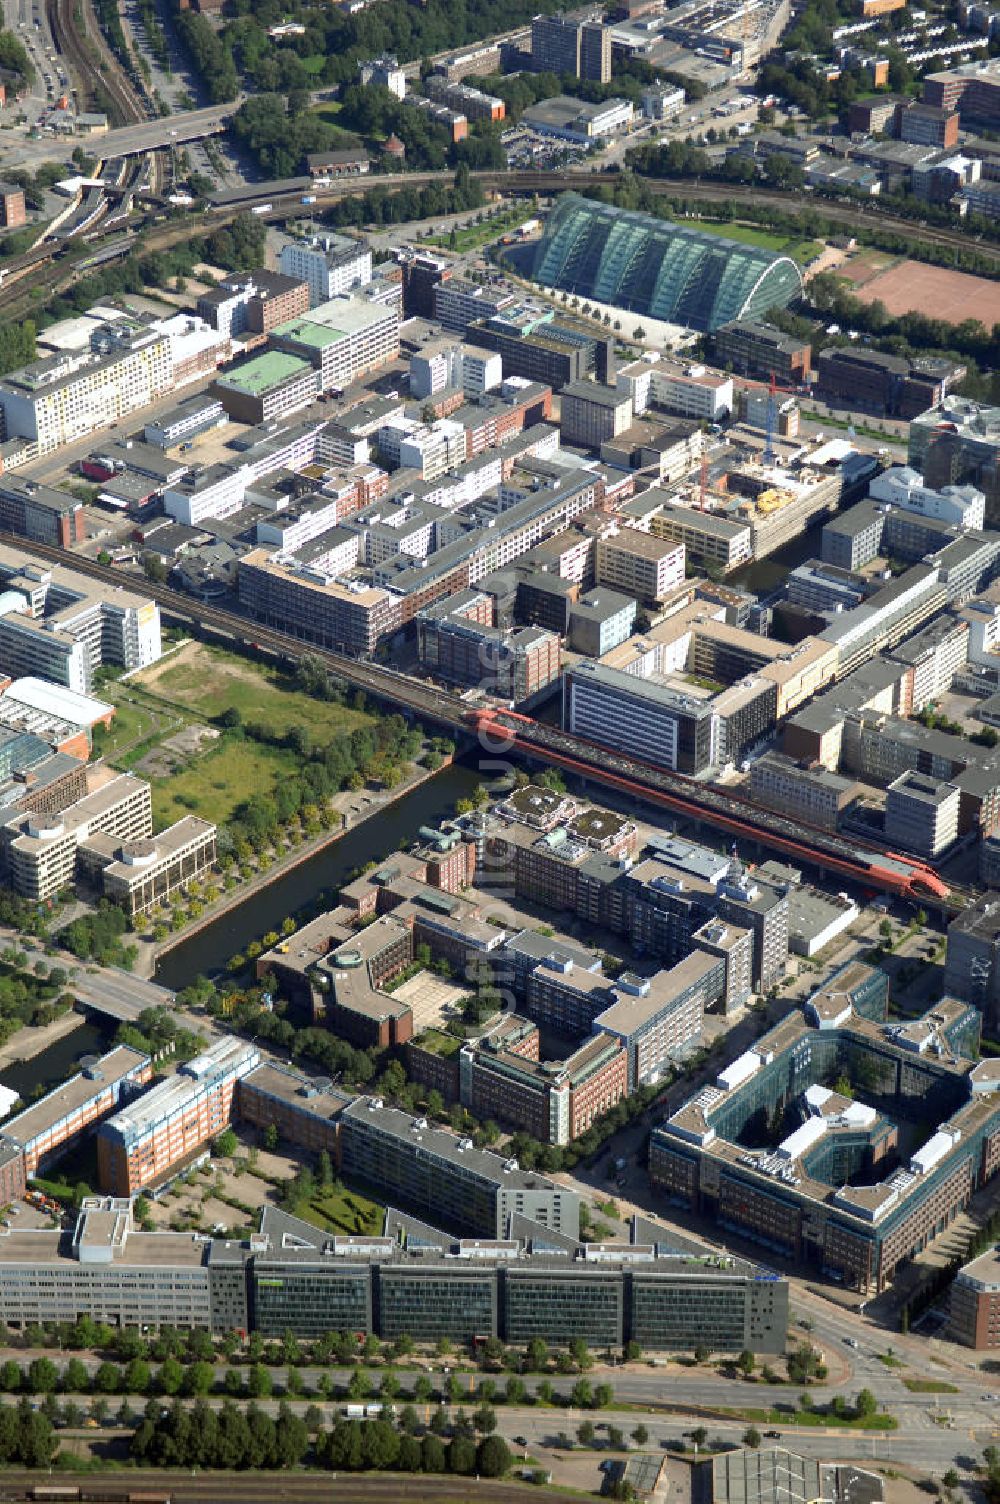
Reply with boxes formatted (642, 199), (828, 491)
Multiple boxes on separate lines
(849, 257), (1000, 327)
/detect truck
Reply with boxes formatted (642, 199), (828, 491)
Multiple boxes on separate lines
(301, 194), (317, 205)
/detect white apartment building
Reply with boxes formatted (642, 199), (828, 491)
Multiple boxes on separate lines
(270, 297), (399, 395)
(0, 326), (173, 455)
(409, 340), (502, 400)
(650, 365), (733, 422)
(460, 345), (502, 397)
(399, 420), (466, 480)
(279, 235), (373, 308)
(869, 465), (986, 531)
(409, 338), (463, 399)
(359, 54), (407, 98)
(595, 528), (685, 602)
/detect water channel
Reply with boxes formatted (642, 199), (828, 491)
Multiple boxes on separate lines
(154, 760), (485, 991)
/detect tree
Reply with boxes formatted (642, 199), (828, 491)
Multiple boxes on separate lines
(215, 1127), (238, 1158)
(63, 1357), (90, 1393)
(317, 1149), (334, 1190)
(571, 1378), (593, 1409)
(577, 1419), (595, 1445)
(477, 1433), (511, 1477)
(158, 1357), (184, 1395)
(743, 1426), (762, 1449)
(422, 1433), (447, 1472)
(474, 1404), (497, 1433)
(738, 1349), (755, 1378)
(264, 1123), (279, 1151)
(694, 1343), (710, 1364)
(690, 1427), (708, 1449)
(26, 1358), (58, 1394)
(855, 1388), (878, 1419)
(632, 1424), (649, 1446)
(247, 1364), (272, 1398)
(94, 1362), (121, 1395)
(124, 1358), (152, 1396)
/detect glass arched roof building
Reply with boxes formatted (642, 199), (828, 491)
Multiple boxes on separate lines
(531, 194), (804, 333)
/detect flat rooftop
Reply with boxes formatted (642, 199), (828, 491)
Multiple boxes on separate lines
(3, 1045), (149, 1148)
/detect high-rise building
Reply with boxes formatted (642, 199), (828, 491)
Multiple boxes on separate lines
(531, 14), (611, 81)
(279, 235), (373, 308)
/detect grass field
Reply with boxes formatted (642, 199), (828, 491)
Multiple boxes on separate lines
(134, 642), (373, 743)
(111, 642), (381, 830)
(149, 737), (302, 830)
(93, 695), (175, 764)
(693, 219), (824, 265)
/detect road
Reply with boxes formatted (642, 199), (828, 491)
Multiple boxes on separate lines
(1, 100), (239, 172)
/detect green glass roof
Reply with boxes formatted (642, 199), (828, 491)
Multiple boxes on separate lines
(532, 194), (804, 333)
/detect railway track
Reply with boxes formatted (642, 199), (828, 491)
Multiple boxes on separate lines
(47, 0), (148, 126)
(0, 532), (967, 911)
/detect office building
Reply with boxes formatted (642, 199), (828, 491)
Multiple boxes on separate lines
(531, 14), (612, 80)
(909, 398), (1000, 522)
(945, 897), (1000, 1029)
(212, 352), (317, 426)
(0, 322), (173, 455)
(197, 270), (310, 338)
(85, 814), (218, 918)
(560, 381), (633, 448)
(817, 348), (965, 419)
(651, 968), (999, 1293)
(709, 321), (812, 383)
(897, 100), (961, 146)
(0, 546), (160, 692)
(640, 497), (752, 575)
(471, 303), (614, 392)
(595, 529), (685, 603)
(359, 55), (407, 98)
(522, 95), (633, 141)
(97, 1036), (261, 1195)
(951, 1246), (1000, 1347)
(434, 278), (517, 335)
(1, 773), (152, 902)
(0, 184), (26, 228)
(269, 296), (400, 395)
(885, 770), (960, 858)
(923, 59), (1000, 129)
(0, 477), (85, 549)
(0, 1195), (787, 1351)
(236, 1064), (350, 1157)
(418, 600), (561, 703)
(460, 1030), (628, 1145)
(749, 752), (857, 832)
(279, 234), (373, 308)
(340, 1096), (580, 1238)
(567, 588), (637, 657)
(649, 366), (733, 422)
(715, 854), (789, 992)
(2, 1045), (151, 1178)
(869, 465), (986, 531)
(143, 395), (226, 451)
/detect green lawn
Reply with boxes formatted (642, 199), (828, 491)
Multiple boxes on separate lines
(427, 207), (530, 253)
(150, 737), (301, 830)
(295, 1183), (384, 1237)
(902, 1378), (959, 1394)
(415, 1028), (462, 1058)
(692, 219), (824, 265)
(135, 642), (374, 746)
(93, 693), (175, 764)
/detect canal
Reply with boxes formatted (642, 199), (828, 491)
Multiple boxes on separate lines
(0, 1018), (112, 1101)
(154, 759), (485, 991)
